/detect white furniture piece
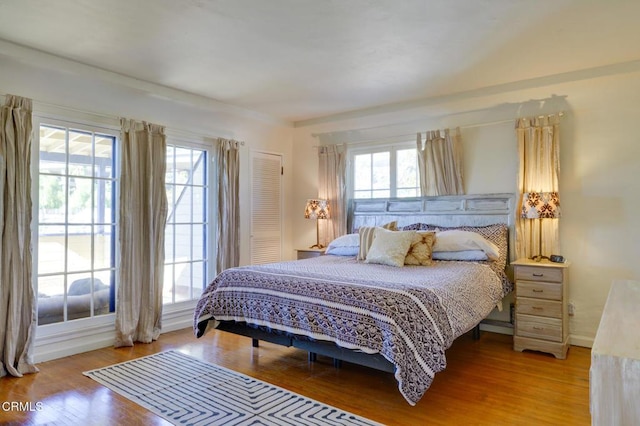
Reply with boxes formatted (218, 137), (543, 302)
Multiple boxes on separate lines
(590, 280), (640, 426)
(296, 248), (325, 260)
(512, 258), (570, 359)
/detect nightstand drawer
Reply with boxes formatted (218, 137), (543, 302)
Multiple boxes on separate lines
(517, 297), (562, 318)
(516, 314), (562, 342)
(516, 266), (563, 283)
(517, 280), (562, 300)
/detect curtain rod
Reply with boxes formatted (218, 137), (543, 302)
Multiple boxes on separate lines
(312, 112), (564, 146)
(1, 91), (244, 145)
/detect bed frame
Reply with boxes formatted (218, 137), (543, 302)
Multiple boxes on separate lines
(215, 193), (516, 373)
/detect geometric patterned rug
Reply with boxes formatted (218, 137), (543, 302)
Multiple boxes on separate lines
(83, 350), (382, 426)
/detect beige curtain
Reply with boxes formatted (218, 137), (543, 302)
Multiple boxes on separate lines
(318, 144), (347, 244)
(215, 138), (240, 272)
(0, 95), (38, 377)
(416, 127), (464, 196)
(115, 119), (168, 347)
(516, 114), (561, 259)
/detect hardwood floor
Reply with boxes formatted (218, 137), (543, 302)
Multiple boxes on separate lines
(1, 328), (591, 425)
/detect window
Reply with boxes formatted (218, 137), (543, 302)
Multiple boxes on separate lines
(36, 122), (118, 325)
(351, 144), (419, 199)
(164, 143), (210, 304)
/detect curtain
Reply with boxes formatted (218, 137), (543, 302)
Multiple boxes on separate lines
(416, 127), (464, 196)
(215, 138), (240, 272)
(115, 119), (168, 347)
(318, 144), (346, 244)
(515, 114), (561, 259)
(0, 95), (38, 377)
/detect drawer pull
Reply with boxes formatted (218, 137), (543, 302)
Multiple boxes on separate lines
(532, 306), (543, 310)
(533, 326), (544, 331)
(533, 289), (543, 293)
(533, 273), (544, 277)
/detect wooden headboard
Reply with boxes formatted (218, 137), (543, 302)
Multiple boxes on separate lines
(349, 193), (517, 264)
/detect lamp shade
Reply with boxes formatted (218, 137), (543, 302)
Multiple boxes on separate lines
(304, 199), (330, 220)
(521, 192), (561, 219)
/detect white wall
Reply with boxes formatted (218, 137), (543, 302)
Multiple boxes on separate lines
(293, 62), (640, 347)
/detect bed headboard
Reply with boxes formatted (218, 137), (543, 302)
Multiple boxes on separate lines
(349, 193), (517, 263)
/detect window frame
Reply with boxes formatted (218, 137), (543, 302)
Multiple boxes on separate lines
(32, 113), (121, 332)
(163, 134), (216, 307)
(348, 141), (419, 200)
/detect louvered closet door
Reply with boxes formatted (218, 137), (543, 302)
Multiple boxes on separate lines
(250, 151), (282, 264)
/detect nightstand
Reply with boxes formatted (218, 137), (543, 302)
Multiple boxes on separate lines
(296, 248), (325, 260)
(512, 258), (570, 359)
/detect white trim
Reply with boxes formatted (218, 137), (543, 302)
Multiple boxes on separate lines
(570, 334), (594, 349)
(33, 301), (197, 363)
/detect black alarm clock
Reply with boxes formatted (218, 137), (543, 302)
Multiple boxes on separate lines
(550, 254), (565, 263)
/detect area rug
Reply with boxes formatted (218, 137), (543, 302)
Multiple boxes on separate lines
(83, 350), (381, 426)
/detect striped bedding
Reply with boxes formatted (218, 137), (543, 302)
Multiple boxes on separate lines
(194, 255), (508, 405)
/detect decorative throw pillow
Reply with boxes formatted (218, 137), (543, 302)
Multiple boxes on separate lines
(381, 221), (398, 231)
(357, 226), (378, 260)
(405, 231), (436, 266)
(326, 233), (359, 256)
(432, 250), (488, 261)
(433, 230), (500, 261)
(365, 228), (416, 267)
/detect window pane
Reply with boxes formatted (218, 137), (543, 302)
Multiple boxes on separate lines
(92, 271), (113, 317)
(37, 123), (117, 325)
(193, 262), (206, 296)
(39, 126), (66, 175)
(165, 223), (175, 263)
(354, 190), (371, 199)
(95, 134), (113, 163)
(69, 177), (93, 223)
(192, 224), (205, 261)
(372, 190), (390, 198)
(397, 148), (419, 197)
(354, 154), (371, 191)
(67, 225), (92, 272)
(94, 179), (113, 225)
(397, 188), (419, 197)
(68, 130), (93, 177)
(174, 263), (192, 303)
(164, 144), (209, 305)
(94, 229), (114, 270)
(38, 232), (66, 275)
(39, 175), (66, 223)
(372, 152), (390, 191)
(163, 264), (175, 304)
(192, 151), (206, 186)
(175, 147), (192, 185)
(175, 224), (191, 261)
(166, 145), (175, 184)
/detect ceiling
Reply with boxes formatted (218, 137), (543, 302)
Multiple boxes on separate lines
(1, 0), (639, 124)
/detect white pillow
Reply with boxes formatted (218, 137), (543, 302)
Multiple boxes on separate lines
(433, 230), (500, 261)
(365, 228), (416, 267)
(326, 233), (359, 256)
(432, 250), (489, 261)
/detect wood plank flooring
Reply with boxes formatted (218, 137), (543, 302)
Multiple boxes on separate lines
(0, 328), (591, 425)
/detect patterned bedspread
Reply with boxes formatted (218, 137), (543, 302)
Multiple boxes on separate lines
(194, 255), (507, 405)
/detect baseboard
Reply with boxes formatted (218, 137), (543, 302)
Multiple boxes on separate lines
(33, 302), (196, 363)
(570, 334), (594, 348)
(479, 319), (514, 336)
(34, 319), (117, 363)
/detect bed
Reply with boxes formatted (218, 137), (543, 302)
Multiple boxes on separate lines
(194, 193), (515, 405)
